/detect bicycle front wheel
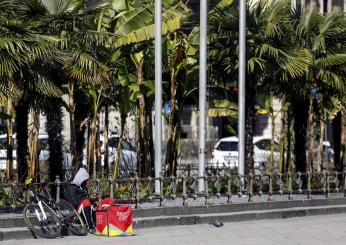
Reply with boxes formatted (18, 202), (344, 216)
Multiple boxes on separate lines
(57, 199), (88, 236)
(23, 202), (62, 239)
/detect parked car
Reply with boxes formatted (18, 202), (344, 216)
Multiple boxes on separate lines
(209, 136), (280, 170)
(0, 134), (17, 170)
(82, 134), (137, 176)
(0, 134), (71, 170)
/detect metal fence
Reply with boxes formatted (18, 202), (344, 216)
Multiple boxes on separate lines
(1, 169), (345, 209)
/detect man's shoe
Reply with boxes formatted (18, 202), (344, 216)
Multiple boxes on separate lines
(89, 228), (96, 235)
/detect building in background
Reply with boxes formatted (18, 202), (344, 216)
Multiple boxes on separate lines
(292, 0), (345, 12)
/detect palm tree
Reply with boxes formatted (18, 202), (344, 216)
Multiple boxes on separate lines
(18, 0), (111, 179)
(101, 0), (189, 177)
(0, 0), (61, 181)
(285, 7), (346, 174)
(208, 0), (311, 174)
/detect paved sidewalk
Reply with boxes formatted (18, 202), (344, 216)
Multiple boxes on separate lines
(2, 213), (346, 245)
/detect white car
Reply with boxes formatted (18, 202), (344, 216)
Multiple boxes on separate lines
(0, 134), (17, 170)
(82, 135), (137, 175)
(0, 134), (70, 170)
(209, 136), (280, 169)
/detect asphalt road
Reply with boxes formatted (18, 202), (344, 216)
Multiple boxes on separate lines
(2, 213), (346, 245)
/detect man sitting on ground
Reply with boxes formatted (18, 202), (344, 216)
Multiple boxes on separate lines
(64, 167), (97, 234)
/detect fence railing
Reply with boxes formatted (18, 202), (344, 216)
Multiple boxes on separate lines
(1, 169), (346, 209)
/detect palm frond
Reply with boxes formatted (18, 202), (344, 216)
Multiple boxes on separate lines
(318, 70), (346, 92)
(40, 0), (78, 15)
(64, 51), (110, 85)
(315, 54), (346, 69)
(278, 48), (312, 78)
(27, 73), (62, 97)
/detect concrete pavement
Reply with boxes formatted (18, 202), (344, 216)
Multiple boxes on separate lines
(2, 213), (346, 245)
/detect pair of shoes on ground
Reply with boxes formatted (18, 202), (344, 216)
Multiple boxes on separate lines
(209, 220), (224, 227)
(89, 228), (96, 235)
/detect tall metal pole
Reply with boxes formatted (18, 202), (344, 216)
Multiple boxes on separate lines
(198, 0), (207, 192)
(155, 0), (162, 194)
(238, 0), (246, 182)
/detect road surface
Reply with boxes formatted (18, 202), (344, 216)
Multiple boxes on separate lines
(3, 213), (346, 245)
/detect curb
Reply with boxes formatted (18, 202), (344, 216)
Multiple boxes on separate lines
(1, 198), (346, 241)
(132, 204), (346, 228)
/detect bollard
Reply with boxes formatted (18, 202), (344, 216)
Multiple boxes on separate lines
(55, 175), (61, 202)
(193, 176), (198, 200)
(215, 174), (221, 199)
(147, 176), (154, 201)
(204, 172), (209, 205)
(182, 175), (187, 206)
(11, 182), (16, 208)
(307, 171), (311, 199)
(268, 172), (273, 201)
(237, 174), (242, 197)
(259, 173), (263, 196)
(248, 171), (254, 202)
(297, 172), (302, 194)
(278, 173), (283, 196)
(334, 171), (339, 192)
(170, 176), (176, 200)
(227, 171), (232, 203)
(159, 172), (164, 207)
(135, 174), (140, 209)
(324, 170), (330, 198)
(288, 171), (292, 200)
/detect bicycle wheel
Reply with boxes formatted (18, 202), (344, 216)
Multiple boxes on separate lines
(57, 199), (88, 236)
(23, 202), (62, 239)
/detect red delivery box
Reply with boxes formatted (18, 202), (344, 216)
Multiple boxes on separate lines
(95, 204), (133, 237)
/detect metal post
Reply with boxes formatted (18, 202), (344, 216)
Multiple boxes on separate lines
(198, 0), (207, 193)
(155, 0), (162, 194)
(238, 0), (246, 184)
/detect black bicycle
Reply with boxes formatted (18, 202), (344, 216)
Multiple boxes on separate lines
(22, 178), (62, 238)
(22, 177), (88, 238)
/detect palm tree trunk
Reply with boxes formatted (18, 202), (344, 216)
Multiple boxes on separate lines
(269, 112), (276, 173)
(245, 81), (256, 174)
(332, 111), (342, 172)
(144, 102), (154, 177)
(306, 96), (314, 172)
(285, 109), (293, 172)
(74, 89), (89, 168)
(88, 115), (97, 178)
(292, 99), (309, 174)
(68, 81), (78, 169)
(46, 99), (63, 182)
(6, 81), (14, 181)
(316, 101), (324, 174)
(15, 98), (29, 182)
(279, 100), (286, 173)
(165, 83), (181, 176)
(113, 115), (126, 179)
(28, 107), (40, 178)
(103, 105), (109, 174)
(164, 40), (185, 177)
(95, 117), (101, 173)
(87, 89), (102, 178)
(135, 60), (154, 178)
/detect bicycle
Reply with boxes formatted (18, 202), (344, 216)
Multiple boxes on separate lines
(22, 178), (62, 239)
(21, 177), (88, 238)
(38, 180), (89, 236)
